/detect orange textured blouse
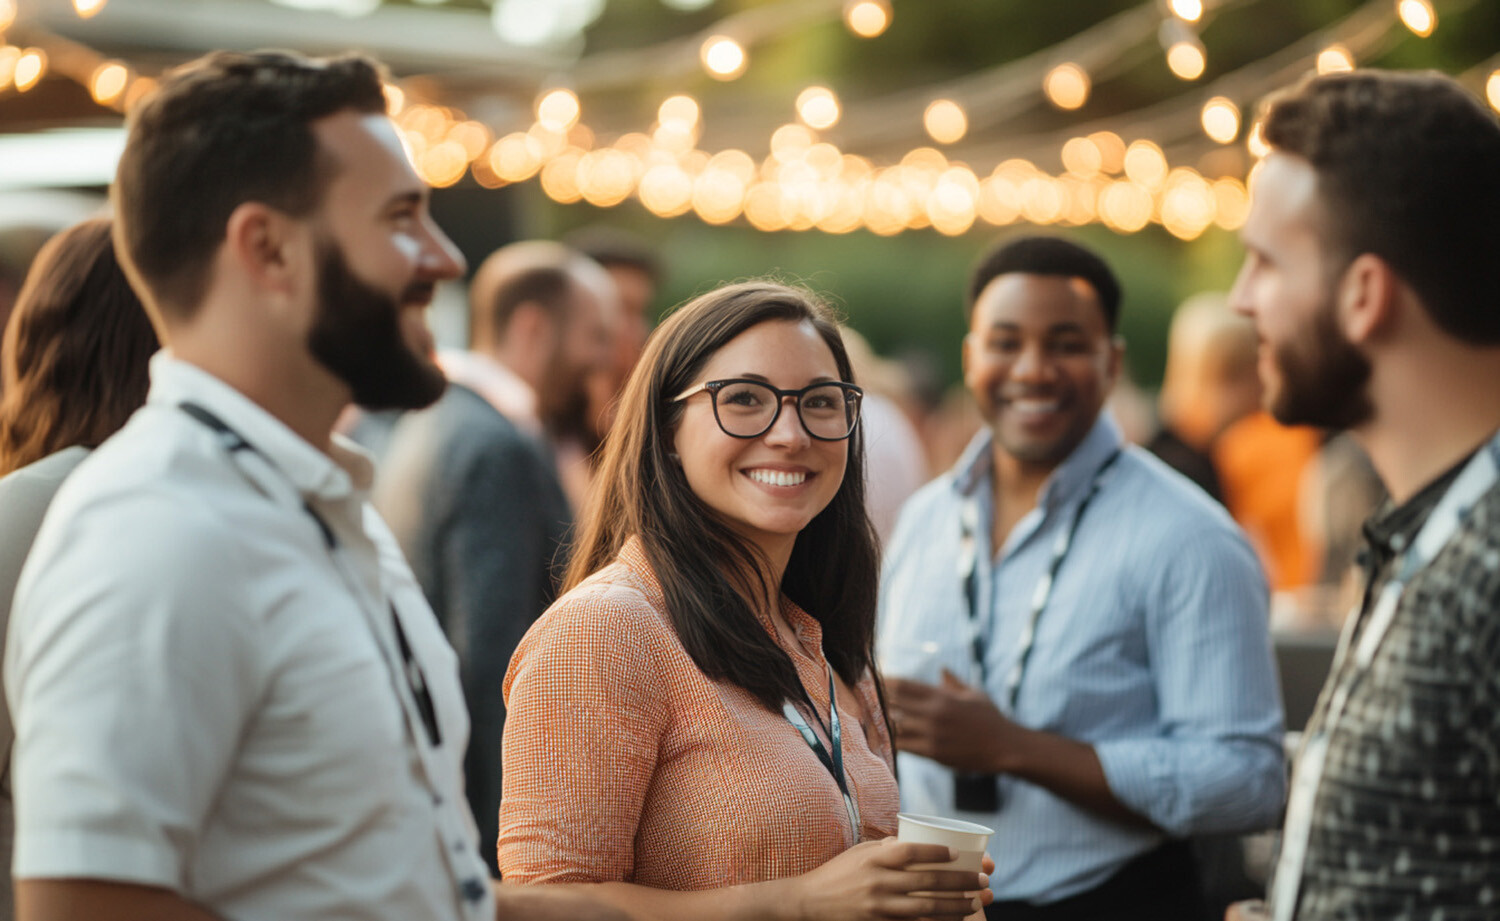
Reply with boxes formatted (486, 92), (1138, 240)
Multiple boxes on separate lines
(497, 537), (899, 888)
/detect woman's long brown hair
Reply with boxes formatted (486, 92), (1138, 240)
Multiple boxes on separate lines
(0, 219), (159, 477)
(565, 281), (884, 716)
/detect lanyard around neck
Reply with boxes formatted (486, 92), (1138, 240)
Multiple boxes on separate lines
(178, 401), (442, 748)
(1271, 430), (1500, 921)
(959, 449), (1121, 711)
(782, 665), (861, 842)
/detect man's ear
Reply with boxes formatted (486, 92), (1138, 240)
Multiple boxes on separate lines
(1336, 253), (1399, 345)
(223, 202), (308, 299)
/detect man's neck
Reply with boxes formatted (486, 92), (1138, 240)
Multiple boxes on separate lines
(172, 336), (348, 455)
(1356, 347), (1500, 505)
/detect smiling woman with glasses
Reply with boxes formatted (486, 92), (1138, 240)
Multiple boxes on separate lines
(497, 280), (988, 920)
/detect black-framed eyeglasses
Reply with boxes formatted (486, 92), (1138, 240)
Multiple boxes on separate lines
(673, 378), (863, 441)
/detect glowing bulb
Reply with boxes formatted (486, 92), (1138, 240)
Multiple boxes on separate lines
(1170, 0), (1203, 22)
(1061, 137), (1103, 177)
(1201, 97), (1241, 144)
(0, 0), (16, 30)
(1167, 41), (1206, 80)
(73, 0), (107, 17)
(844, 0), (891, 38)
(90, 61), (130, 107)
(383, 83), (406, 116)
(1123, 140), (1167, 190)
(1316, 45), (1355, 75)
(1397, 0), (1435, 37)
(448, 121), (493, 160)
(536, 88), (580, 131)
(796, 86), (841, 130)
(13, 48), (45, 92)
(490, 132), (543, 182)
(701, 36), (747, 80)
(1488, 70), (1500, 114)
(1088, 131), (1127, 174)
(658, 94), (699, 127)
(1043, 63), (1090, 110)
(923, 99), (968, 145)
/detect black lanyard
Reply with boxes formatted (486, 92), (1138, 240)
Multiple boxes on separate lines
(178, 401), (442, 748)
(782, 666), (860, 841)
(959, 449), (1121, 710)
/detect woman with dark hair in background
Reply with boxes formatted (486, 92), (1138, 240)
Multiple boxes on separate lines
(498, 280), (988, 921)
(0, 217), (160, 921)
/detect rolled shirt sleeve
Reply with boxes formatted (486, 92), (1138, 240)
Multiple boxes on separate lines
(1093, 521), (1287, 836)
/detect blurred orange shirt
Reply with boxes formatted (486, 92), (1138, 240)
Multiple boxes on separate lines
(498, 537), (899, 888)
(1214, 411), (1322, 591)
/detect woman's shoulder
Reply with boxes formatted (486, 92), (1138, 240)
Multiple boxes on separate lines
(518, 558), (675, 658)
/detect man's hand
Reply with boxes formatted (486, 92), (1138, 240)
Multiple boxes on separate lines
(885, 670), (1024, 773)
(493, 882), (631, 921)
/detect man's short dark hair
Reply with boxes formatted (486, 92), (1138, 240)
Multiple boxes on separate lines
(1259, 70), (1500, 343)
(112, 50), (388, 320)
(966, 236), (1122, 331)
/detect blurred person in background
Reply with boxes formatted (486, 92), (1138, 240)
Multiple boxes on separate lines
(841, 325), (929, 546)
(499, 281), (989, 920)
(879, 236), (1284, 921)
(1147, 292), (1261, 503)
(1227, 70), (1500, 921)
(0, 217), (159, 921)
(376, 239), (616, 877)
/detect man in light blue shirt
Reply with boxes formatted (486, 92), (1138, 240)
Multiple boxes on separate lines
(880, 236), (1285, 920)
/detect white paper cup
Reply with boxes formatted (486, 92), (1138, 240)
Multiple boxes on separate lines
(897, 812), (993, 874)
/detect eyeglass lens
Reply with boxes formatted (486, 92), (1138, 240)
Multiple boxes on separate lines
(713, 381), (859, 439)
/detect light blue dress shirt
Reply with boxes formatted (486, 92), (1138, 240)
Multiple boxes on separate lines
(878, 414), (1286, 904)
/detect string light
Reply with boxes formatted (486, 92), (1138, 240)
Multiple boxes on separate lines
(536, 88), (581, 131)
(1061, 136), (1103, 177)
(923, 99), (967, 145)
(1488, 70), (1500, 115)
(0, 0), (15, 31)
(701, 36), (747, 80)
(1200, 97), (1241, 144)
(1123, 139), (1168, 190)
(1043, 63), (1090, 110)
(843, 0), (891, 39)
(1396, 0), (1436, 37)
(658, 94), (700, 127)
(89, 60), (129, 106)
(1166, 40), (1206, 80)
(1169, 0), (1203, 23)
(13, 47), (46, 92)
(72, 0), (108, 18)
(796, 86), (841, 130)
(1088, 131), (1128, 174)
(1316, 44), (1355, 74)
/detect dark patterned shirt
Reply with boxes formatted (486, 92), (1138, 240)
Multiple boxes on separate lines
(1292, 453), (1500, 919)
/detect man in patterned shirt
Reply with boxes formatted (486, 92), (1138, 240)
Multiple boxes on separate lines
(1228, 70), (1500, 920)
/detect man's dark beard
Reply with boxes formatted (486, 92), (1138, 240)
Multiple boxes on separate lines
(306, 239), (447, 412)
(1270, 296), (1373, 430)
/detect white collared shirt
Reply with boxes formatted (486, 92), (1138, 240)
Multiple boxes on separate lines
(6, 353), (493, 921)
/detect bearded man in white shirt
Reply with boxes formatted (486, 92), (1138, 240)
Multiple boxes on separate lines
(5, 49), (619, 921)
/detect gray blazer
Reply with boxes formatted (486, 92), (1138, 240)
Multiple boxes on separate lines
(375, 384), (571, 875)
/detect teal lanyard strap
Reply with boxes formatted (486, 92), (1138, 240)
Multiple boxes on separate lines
(782, 667), (860, 841)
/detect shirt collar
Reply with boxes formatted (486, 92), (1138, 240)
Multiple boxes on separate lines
(437, 349), (542, 436)
(1362, 446), (1475, 563)
(147, 351), (372, 501)
(952, 412), (1124, 511)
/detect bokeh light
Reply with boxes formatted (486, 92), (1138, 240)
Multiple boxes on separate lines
(923, 99), (968, 145)
(1044, 63), (1090, 110)
(844, 0), (891, 38)
(797, 86), (841, 130)
(1200, 97), (1241, 144)
(701, 36), (747, 80)
(1397, 0), (1436, 37)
